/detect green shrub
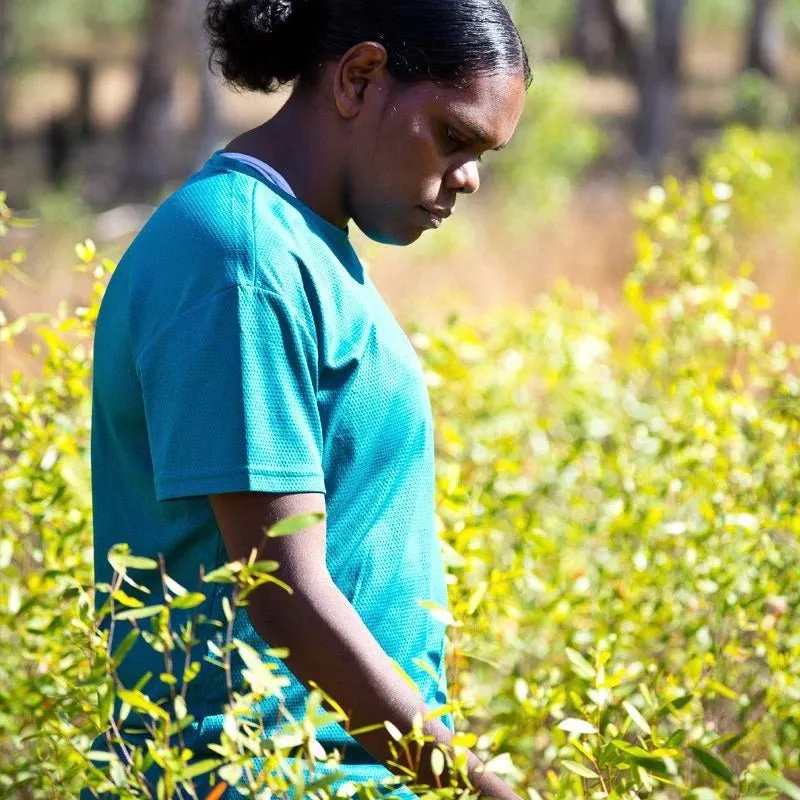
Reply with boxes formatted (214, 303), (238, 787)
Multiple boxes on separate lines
(701, 125), (800, 235)
(487, 61), (606, 220)
(2, 128), (800, 799)
(732, 71), (795, 131)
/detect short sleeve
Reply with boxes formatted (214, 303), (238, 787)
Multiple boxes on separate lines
(134, 285), (325, 501)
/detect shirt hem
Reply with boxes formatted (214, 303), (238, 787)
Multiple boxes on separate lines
(156, 469), (326, 501)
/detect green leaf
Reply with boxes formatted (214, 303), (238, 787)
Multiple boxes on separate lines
(561, 760), (599, 779)
(610, 740), (669, 773)
(706, 680), (738, 701)
(250, 560), (280, 573)
(111, 629), (140, 667)
(169, 592), (206, 610)
(133, 671), (154, 693)
(687, 789), (721, 800)
(418, 600), (461, 627)
(163, 574), (187, 597)
(99, 686), (114, 723)
(182, 759), (223, 780)
(565, 648), (596, 680)
(557, 718), (598, 735)
(85, 751), (114, 763)
(384, 721), (403, 742)
(689, 745), (735, 785)
(656, 693), (694, 717)
(108, 545), (158, 571)
(202, 566), (237, 584)
(112, 590), (144, 609)
(611, 740), (650, 757)
(75, 239), (96, 263)
(174, 695), (187, 720)
(115, 605), (164, 621)
(232, 639), (263, 672)
(716, 731), (747, 754)
(389, 658), (423, 696)
(267, 512), (325, 538)
(751, 770), (800, 800)
(117, 689), (169, 721)
(623, 700), (652, 735)
(431, 748), (445, 777)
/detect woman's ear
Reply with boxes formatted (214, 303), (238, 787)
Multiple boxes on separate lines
(333, 42), (391, 119)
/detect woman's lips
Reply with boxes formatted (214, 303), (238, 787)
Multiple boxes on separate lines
(418, 205), (453, 228)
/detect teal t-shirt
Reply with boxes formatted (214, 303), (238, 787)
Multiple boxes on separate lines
(89, 152), (452, 796)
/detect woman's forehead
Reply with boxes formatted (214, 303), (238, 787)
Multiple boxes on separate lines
(420, 72), (527, 146)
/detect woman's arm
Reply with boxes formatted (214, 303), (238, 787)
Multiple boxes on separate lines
(209, 491), (522, 800)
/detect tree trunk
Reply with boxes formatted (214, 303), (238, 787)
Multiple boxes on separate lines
(187, 0), (221, 171)
(634, 0), (686, 174)
(598, 0), (648, 78)
(120, 0), (185, 199)
(745, 0), (783, 78)
(0, 0), (14, 153)
(572, 0), (616, 70)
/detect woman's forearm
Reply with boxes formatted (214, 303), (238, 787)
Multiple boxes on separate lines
(248, 574), (522, 800)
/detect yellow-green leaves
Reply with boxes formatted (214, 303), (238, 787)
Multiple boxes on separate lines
(557, 718), (598, 736)
(3, 125), (800, 799)
(622, 700), (652, 736)
(75, 239), (96, 264)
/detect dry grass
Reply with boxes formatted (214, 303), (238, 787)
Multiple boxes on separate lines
(2, 26), (800, 380)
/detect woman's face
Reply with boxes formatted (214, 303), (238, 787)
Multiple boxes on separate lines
(345, 70), (528, 245)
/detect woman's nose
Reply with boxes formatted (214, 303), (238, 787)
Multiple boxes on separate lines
(445, 159), (480, 195)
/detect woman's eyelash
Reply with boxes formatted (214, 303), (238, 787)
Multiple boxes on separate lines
(446, 128), (466, 147)
(445, 128), (483, 162)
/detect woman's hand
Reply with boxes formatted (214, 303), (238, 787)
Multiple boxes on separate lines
(209, 490), (522, 798)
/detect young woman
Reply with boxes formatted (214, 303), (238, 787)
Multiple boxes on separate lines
(89, 0), (529, 797)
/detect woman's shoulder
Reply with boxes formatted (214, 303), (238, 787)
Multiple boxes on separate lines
(122, 157), (323, 301)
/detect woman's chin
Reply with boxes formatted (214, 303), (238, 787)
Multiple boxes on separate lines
(361, 221), (425, 247)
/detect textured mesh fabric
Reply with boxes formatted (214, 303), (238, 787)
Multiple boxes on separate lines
(86, 152), (452, 797)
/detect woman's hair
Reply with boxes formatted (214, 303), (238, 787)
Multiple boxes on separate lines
(205, 0), (531, 94)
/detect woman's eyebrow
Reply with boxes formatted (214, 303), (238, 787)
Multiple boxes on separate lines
(457, 119), (507, 151)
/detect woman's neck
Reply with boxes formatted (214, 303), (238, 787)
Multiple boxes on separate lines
(225, 91), (350, 229)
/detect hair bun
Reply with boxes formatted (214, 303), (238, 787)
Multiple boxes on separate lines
(206, 0), (314, 93)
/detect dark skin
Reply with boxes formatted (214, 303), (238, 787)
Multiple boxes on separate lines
(212, 43), (527, 799)
(225, 42), (526, 244)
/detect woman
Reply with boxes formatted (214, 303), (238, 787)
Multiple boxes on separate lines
(89, 0), (529, 797)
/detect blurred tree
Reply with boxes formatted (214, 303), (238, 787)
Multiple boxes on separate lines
(745, 0), (784, 76)
(121, 0), (184, 197)
(0, 0), (14, 153)
(571, 0), (686, 174)
(190, 0), (222, 172)
(572, 0), (645, 74)
(572, 0), (616, 69)
(121, 0), (220, 199)
(634, 0), (687, 173)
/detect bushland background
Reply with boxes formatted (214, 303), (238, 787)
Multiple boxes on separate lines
(2, 3), (800, 800)
(1, 0), (800, 344)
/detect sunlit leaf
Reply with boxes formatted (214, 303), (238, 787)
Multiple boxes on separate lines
(114, 605), (165, 621)
(266, 512), (325, 538)
(561, 760), (599, 779)
(751, 770), (800, 800)
(558, 718), (598, 735)
(623, 701), (652, 736)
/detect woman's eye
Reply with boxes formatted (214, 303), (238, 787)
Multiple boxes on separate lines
(445, 128), (465, 149)
(445, 127), (483, 163)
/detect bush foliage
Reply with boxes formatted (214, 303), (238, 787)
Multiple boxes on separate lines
(1, 127), (800, 799)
